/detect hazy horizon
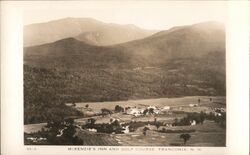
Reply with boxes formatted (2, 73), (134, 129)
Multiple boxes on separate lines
(24, 17), (224, 31)
(23, 1), (227, 30)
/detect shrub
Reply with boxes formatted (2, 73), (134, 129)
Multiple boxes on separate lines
(115, 105), (124, 112)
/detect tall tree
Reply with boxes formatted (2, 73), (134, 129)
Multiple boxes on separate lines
(180, 134), (191, 145)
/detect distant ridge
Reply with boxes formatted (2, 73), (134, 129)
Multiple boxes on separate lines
(24, 17), (156, 47)
(24, 21), (225, 69)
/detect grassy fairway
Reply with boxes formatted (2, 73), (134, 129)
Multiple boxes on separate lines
(111, 120), (225, 146)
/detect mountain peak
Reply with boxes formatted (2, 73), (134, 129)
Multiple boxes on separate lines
(54, 37), (78, 43)
(52, 37), (93, 47)
(24, 17), (154, 47)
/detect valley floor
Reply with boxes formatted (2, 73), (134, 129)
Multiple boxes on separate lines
(24, 96), (226, 146)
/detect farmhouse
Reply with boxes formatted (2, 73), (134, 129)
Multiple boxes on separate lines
(65, 103), (76, 107)
(212, 108), (226, 116)
(163, 106), (170, 110)
(126, 108), (144, 116)
(153, 109), (161, 114)
(190, 120), (196, 126)
(165, 123), (172, 127)
(214, 112), (222, 117)
(122, 126), (130, 134)
(189, 104), (198, 107)
(161, 106), (171, 113)
(147, 106), (157, 110)
(88, 128), (97, 132)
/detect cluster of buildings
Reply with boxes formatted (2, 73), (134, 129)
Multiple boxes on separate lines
(125, 105), (171, 117)
(212, 108), (226, 117)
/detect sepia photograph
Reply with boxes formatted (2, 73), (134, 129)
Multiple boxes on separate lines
(22, 1), (227, 146)
(1, 1), (249, 155)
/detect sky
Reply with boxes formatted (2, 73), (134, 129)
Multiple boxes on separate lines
(23, 1), (228, 30)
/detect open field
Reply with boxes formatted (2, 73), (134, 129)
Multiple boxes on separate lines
(74, 120), (225, 146)
(75, 96), (225, 112)
(76, 130), (120, 146)
(24, 123), (47, 134)
(114, 120), (225, 146)
(75, 113), (180, 125)
(112, 129), (225, 146)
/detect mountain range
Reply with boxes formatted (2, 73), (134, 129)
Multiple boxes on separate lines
(24, 20), (225, 69)
(24, 17), (156, 47)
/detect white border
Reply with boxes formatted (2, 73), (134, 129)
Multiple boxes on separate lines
(1, 1), (249, 155)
